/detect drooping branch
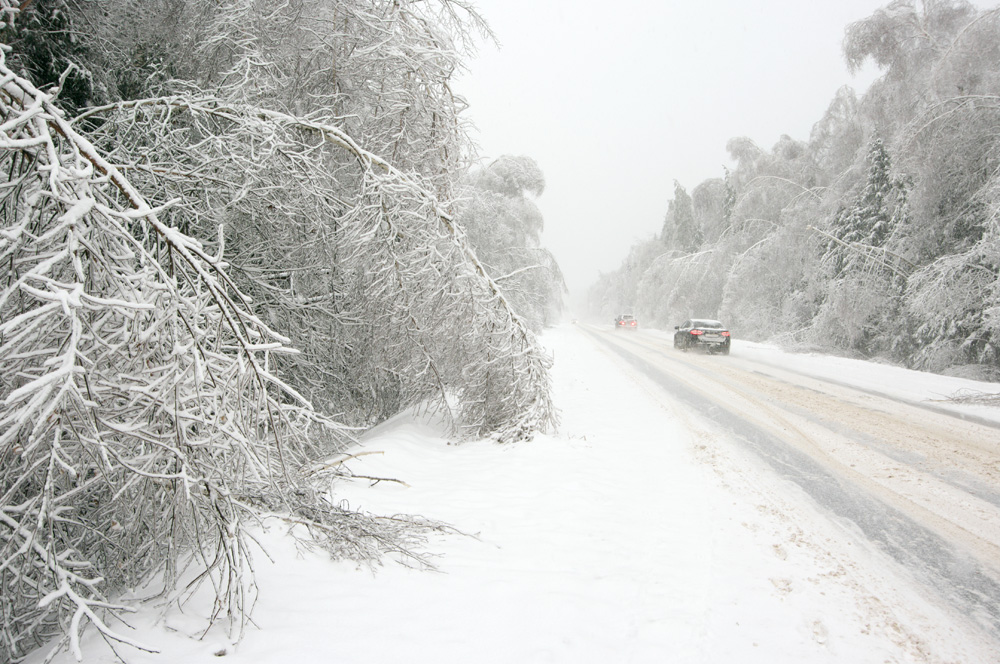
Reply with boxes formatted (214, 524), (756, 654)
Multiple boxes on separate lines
(809, 225), (916, 278)
(74, 94), (556, 441)
(0, 43), (429, 664)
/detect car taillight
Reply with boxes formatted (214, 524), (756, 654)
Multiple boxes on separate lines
(721, 331), (730, 337)
(630, 321), (636, 326)
(689, 329), (704, 335)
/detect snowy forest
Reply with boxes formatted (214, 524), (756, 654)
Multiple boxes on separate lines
(588, 0), (1000, 380)
(0, 0), (564, 660)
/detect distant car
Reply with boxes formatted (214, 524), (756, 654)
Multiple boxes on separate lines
(674, 319), (730, 354)
(614, 314), (638, 330)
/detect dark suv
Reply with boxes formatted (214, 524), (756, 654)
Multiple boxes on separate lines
(674, 319), (730, 354)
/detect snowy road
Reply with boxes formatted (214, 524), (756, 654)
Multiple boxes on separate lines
(585, 324), (1000, 639)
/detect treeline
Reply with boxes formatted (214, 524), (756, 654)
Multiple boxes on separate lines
(0, 0), (560, 660)
(588, 0), (1000, 379)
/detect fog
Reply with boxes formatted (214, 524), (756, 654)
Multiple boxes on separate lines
(456, 0), (888, 303)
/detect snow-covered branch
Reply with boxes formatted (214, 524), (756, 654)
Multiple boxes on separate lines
(2, 2), (556, 658)
(0, 44), (405, 664)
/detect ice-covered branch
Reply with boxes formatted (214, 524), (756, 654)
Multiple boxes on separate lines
(0, 44), (367, 663)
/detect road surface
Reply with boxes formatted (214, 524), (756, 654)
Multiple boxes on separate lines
(583, 324), (1000, 639)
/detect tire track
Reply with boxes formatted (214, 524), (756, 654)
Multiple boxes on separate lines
(582, 325), (1000, 638)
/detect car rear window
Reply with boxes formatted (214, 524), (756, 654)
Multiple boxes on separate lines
(693, 319), (723, 328)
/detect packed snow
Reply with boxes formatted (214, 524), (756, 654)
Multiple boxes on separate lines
(30, 324), (1000, 663)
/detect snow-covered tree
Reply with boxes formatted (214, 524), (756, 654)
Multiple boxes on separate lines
(0, 1), (557, 660)
(691, 178), (728, 245)
(901, 95), (1000, 371)
(660, 181), (701, 253)
(637, 247), (730, 329)
(456, 155), (565, 331)
(30, 0), (556, 439)
(809, 86), (865, 176)
(589, 0), (1000, 375)
(0, 42), (394, 662)
(586, 239), (667, 322)
(824, 136), (908, 276)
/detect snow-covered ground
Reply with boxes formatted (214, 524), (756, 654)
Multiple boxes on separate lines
(32, 324), (1000, 663)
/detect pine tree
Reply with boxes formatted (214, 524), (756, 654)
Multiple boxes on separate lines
(828, 137), (907, 276)
(817, 137), (911, 357)
(3, 0), (101, 114)
(842, 138), (894, 246)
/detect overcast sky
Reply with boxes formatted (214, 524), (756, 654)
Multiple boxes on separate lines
(455, 0), (898, 306)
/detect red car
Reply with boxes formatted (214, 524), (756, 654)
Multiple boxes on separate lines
(615, 314), (638, 330)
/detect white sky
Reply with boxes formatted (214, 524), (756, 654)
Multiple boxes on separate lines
(455, 0), (896, 304)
